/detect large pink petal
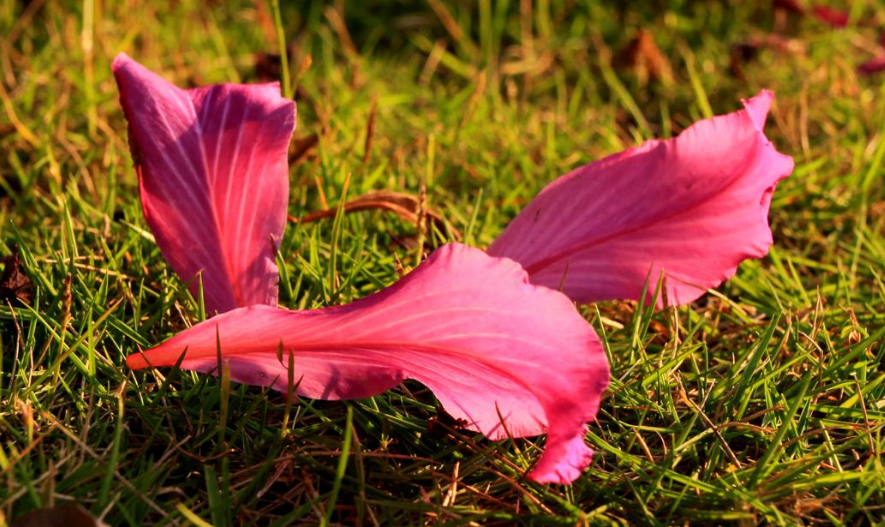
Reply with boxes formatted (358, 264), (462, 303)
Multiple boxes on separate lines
(112, 53), (296, 314)
(128, 243), (610, 484)
(488, 90), (794, 307)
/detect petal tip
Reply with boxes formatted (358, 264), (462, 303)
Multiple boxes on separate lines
(742, 90), (775, 130)
(528, 439), (594, 484)
(111, 52), (131, 71)
(491, 89), (794, 308)
(126, 352), (148, 370)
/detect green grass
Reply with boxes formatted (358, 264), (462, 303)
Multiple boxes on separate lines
(2, 0), (885, 525)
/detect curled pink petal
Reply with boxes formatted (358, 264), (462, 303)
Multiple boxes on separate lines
(112, 53), (296, 314)
(128, 243), (610, 484)
(488, 90), (794, 307)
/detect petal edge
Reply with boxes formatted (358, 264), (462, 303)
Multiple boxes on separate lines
(128, 243), (610, 483)
(113, 53), (296, 314)
(488, 91), (795, 307)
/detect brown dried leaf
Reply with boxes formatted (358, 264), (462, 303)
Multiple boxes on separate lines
(253, 46), (301, 84)
(615, 30), (673, 85)
(290, 190), (460, 240)
(773, 0), (804, 14)
(254, 52), (284, 83)
(11, 503), (106, 527)
(290, 133), (319, 165)
(0, 249), (32, 305)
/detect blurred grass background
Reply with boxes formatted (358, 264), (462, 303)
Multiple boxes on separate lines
(2, 0), (885, 525)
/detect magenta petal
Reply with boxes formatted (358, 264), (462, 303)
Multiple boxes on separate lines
(488, 90), (795, 307)
(112, 53), (296, 314)
(811, 5), (849, 28)
(859, 56), (885, 75)
(128, 243), (610, 484)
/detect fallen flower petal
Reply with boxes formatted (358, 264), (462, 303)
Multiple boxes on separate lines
(859, 56), (885, 75)
(112, 53), (295, 314)
(128, 243), (610, 484)
(811, 5), (849, 28)
(488, 90), (794, 307)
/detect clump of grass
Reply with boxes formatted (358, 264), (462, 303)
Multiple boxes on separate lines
(1, 1), (884, 525)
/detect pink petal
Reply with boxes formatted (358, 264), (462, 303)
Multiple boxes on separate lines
(859, 56), (885, 75)
(488, 90), (794, 307)
(811, 5), (849, 27)
(128, 243), (610, 484)
(112, 53), (296, 315)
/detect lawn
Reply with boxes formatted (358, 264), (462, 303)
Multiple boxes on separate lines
(2, 0), (885, 525)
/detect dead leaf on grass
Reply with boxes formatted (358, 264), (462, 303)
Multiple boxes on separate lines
(615, 30), (673, 85)
(0, 249), (32, 305)
(11, 503), (106, 527)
